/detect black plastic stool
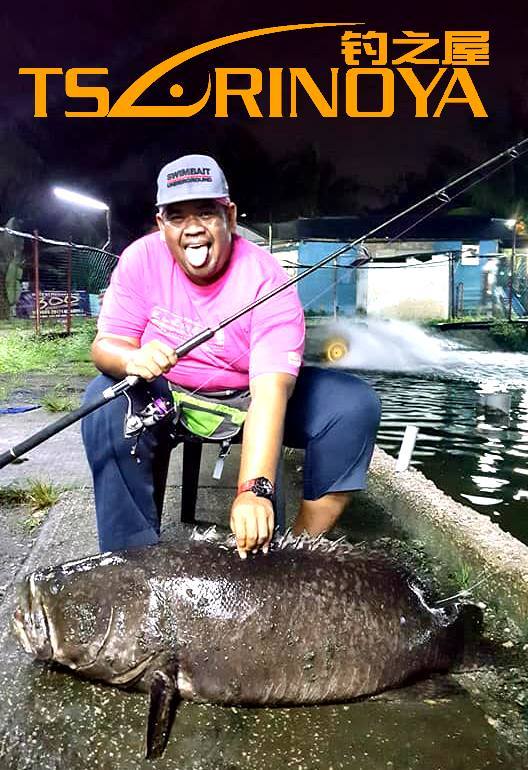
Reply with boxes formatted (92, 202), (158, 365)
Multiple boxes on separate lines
(179, 433), (286, 531)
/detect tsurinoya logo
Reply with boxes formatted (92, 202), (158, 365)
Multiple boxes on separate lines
(19, 23), (490, 119)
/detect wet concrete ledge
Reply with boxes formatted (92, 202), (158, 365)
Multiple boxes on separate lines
(367, 447), (528, 633)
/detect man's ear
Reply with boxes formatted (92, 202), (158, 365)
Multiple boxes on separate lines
(155, 212), (166, 242)
(227, 202), (237, 234)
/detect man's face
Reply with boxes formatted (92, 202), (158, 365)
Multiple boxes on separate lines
(156, 199), (237, 285)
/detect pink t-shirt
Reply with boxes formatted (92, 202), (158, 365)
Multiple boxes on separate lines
(98, 233), (305, 390)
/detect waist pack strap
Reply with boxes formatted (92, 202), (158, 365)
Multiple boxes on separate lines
(169, 385), (251, 440)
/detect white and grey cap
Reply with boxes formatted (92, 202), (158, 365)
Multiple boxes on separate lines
(156, 154), (230, 207)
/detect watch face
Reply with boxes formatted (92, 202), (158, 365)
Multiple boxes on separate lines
(253, 477), (274, 499)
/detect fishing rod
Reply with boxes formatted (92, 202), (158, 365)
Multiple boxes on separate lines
(1, 136), (527, 470)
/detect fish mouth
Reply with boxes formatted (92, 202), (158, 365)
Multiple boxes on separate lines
(12, 575), (53, 660)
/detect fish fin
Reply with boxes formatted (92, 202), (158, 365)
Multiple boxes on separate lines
(145, 667), (180, 759)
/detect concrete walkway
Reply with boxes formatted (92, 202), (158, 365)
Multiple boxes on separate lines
(0, 408), (92, 487)
(0, 405), (242, 489)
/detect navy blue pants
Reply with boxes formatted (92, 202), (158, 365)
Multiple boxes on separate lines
(81, 367), (381, 552)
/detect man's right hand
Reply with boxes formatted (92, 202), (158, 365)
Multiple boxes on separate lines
(125, 340), (178, 381)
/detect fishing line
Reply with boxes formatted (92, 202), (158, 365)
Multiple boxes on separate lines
(1, 136), (527, 468)
(433, 572), (489, 607)
(316, 144), (528, 320)
(166, 253), (361, 400)
(390, 149), (528, 243)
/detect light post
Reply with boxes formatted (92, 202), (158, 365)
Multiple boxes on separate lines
(53, 186), (111, 250)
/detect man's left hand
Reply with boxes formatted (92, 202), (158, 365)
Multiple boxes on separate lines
(230, 492), (274, 559)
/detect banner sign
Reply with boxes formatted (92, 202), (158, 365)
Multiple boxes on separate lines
(16, 290), (90, 319)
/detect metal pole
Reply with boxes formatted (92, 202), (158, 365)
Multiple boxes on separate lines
(395, 425), (419, 472)
(102, 208), (111, 252)
(66, 239), (72, 336)
(33, 229), (40, 336)
(449, 252), (454, 321)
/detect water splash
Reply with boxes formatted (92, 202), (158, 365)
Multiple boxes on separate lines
(324, 318), (528, 386)
(327, 319), (456, 371)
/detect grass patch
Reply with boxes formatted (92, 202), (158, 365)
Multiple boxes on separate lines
(0, 485), (29, 506)
(0, 479), (61, 531)
(0, 374), (23, 402)
(41, 389), (80, 413)
(22, 510), (50, 532)
(450, 562), (474, 591)
(25, 479), (61, 510)
(0, 320), (97, 376)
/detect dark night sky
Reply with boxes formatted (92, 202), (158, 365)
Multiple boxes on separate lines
(1, 0), (527, 248)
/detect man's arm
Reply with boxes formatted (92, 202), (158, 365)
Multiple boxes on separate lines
(91, 332), (178, 381)
(230, 372), (296, 559)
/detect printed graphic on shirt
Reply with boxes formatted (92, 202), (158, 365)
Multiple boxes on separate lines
(288, 351), (302, 366)
(151, 306), (225, 348)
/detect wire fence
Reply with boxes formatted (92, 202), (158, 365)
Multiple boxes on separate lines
(0, 227), (118, 334)
(1, 225), (527, 333)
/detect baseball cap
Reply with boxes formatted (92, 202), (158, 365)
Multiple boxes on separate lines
(156, 154), (230, 207)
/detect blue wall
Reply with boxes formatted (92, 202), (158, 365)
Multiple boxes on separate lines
(299, 238), (500, 316)
(298, 241), (358, 315)
(453, 239), (498, 313)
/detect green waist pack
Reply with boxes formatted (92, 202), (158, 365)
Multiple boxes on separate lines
(169, 385), (251, 441)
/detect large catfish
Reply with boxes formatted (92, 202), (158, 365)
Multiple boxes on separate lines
(12, 530), (480, 758)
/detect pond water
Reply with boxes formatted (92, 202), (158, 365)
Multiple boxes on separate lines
(330, 320), (528, 546)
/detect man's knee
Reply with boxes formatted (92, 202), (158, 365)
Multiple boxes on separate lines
(82, 375), (125, 447)
(339, 376), (381, 433)
(312, 369), (381, 435)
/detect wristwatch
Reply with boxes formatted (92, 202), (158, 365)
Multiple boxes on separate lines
(237, 477), (275, 501)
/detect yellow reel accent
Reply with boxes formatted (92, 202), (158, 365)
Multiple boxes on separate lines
(324, 337), (348, 363)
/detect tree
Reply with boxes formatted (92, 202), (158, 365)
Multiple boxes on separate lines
(0, 217), (24, 320)
(272, 144), (361, 220)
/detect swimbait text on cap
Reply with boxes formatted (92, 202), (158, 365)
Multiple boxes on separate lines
(156, 154), (230, 207)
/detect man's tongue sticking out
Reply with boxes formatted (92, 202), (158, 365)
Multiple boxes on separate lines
(185, 244), (209, 268)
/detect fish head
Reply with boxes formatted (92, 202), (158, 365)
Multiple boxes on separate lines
(13, 573), (54, 661)
(13, 552), (155, 682)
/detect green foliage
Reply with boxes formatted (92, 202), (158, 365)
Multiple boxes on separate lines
(5, 258), (23, 306)
(25, 478), (61, 511)
(0, 373), (37, 403)
(0, 478), (61, 530)
(0, 479), (61, 532)
(304, 308), (332, 318)
(0, 319), (97, 375)
(0, 485), (29, 505)
(41, 390), (80, 413)
(489, 321), (528, 352)
(452, 562), (473, 590)
(423, 315), (490, 328)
